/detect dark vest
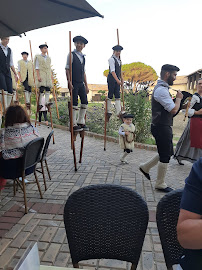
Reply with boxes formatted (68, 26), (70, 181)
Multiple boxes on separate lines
(0, 46), (11, 74)
(72, 52), (85, 83)
(108, 56), (121, 81)
(152, 85), (173, 126)
(191, 93), (202, 118)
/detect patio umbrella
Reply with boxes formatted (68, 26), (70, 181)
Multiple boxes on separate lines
(0, 0), (103, 37)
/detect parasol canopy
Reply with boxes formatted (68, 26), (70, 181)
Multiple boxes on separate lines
(0, 0), (103, 37)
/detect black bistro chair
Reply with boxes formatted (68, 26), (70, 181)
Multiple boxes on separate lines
(36, 131), (54, 190)
(156, 189), (185, 270)
(64, 184), (149, 269)
(13, 137), (44, 214)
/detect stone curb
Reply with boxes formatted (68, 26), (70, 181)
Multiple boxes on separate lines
(36, 121), (157, 152)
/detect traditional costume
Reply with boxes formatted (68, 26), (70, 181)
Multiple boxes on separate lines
(18, 52), (34, 109)
(139, 64), (180, 193)
(174, 93), (202, 163)
(119, 114), (135, 164)
(0, 42), (15, 116)
(107, 45), (124, 119)
(66, 35), (88, 131)
(34, 44), (52, 109)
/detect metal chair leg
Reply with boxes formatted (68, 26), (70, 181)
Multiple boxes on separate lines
(45, 159), (51, 180)
(34, 171), (43, 199)
(41, 161), (47, 190)
(22, 176), (28, 214)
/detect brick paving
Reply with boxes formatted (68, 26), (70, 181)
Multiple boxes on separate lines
(0, 125), (192, 270)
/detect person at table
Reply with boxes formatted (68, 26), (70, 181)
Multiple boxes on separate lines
(177, 158), (202, 270)
(0, 105), (39, 190)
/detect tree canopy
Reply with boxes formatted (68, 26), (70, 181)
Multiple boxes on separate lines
(103, 62), (158, 83)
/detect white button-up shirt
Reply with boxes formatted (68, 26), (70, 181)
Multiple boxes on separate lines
(0, 43), (14, 67)
(108, 54), (121, 73)
(65, 49), (86, 71)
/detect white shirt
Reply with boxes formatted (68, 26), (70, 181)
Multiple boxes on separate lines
(65, 49), (86, 72)
(18, 60), (28, 72)
(154, 80), (175, 112)
(0, 43), (14, 67)
(35, 54), (47, 70)
(108, 54), (121, 73)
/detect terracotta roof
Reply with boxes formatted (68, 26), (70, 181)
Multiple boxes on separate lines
(88, 84), (108, 91)
(59, 88), (68, 93)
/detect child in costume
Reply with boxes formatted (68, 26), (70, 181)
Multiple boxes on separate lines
(119, 114), (135, 164)
(18, 52), (34, 109)
(107, 45), (125, 120)
(34, 44), (53, 110)
(65, 35), (89, 131)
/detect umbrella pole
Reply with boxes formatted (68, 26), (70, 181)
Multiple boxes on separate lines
(117, 29), (125, 111)
(45, 42), (60, 119)
(104, 97), (108, 151)
(29, 40), (38, 126)
(69, 31), (77, 171)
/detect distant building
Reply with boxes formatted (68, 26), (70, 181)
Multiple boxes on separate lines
(187, 69), (202, 91)
(58, 84), (108, 101)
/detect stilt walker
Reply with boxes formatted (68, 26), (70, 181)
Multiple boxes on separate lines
(0, 37), (18, 127)
(18, 51), (35, 113)
(34, 43), (55, 144)
(66, 32), (89, 171)
(104, 29), (125, 150)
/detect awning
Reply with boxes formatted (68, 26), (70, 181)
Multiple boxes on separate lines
(0, 0), (103, 37)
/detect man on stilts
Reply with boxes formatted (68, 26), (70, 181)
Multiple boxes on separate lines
(65, 35), (89, 131)
(107, 45), (125, 120)
(34, 44), (53, 111)
(0, 37), (18, 126)
(139, 64), (183, 192)
(18, 52), (35, 110)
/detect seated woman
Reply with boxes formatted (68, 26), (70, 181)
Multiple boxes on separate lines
(0, 105), (39, 190)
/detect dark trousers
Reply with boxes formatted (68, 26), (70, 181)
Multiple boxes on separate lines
(72, 82), (88, 106)
(0, 157), (34, 179)
(0, 71), (13, 93)
(39, 111), (48, 122)
(151, 124), (174, 163)
(107, 75), (120, 99)
(39, 86), (50, 93)
(23, 76), (31, 92)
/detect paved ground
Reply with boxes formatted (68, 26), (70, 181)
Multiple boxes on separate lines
(0, 125), (192, 270)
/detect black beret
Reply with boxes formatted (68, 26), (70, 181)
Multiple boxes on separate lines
(73, 36), (88, 44)
(123, 114), (134, 119)
(39, 44), (48, 49)
(112, 45), (123, 51)
(161, 64), (180, 72)
(21, 51), (29, 55)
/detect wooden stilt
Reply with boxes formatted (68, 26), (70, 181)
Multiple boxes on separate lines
(49, 107), (55, 144)
(29, 40), (38, 126)
(79, 130), (85, 163)
(104, 98), (108, 151)
(1, 89), (6, 115)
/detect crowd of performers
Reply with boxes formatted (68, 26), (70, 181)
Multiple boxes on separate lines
(0, 36), (202, 194)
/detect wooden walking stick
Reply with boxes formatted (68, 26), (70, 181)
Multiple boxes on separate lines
(45, 42), (59, 119)
(69, 31), (77, 171)
(117, 28), (125, 111)
(29, 40), (39, 127)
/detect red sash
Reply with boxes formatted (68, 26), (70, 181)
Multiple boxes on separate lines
(190, 117), (202, 148)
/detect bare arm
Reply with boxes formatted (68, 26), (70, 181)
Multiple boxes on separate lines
(177, 209), (202, 249)
(84, 72), (89, 94)
(170, 97), (181, 115)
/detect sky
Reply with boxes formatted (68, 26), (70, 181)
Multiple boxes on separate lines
(9, 0), (202, 88)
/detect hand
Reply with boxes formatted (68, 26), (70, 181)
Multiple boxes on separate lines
(125, 131), (130, 136)
(68, 82), (73, 91)
(197, 108), (202, 115)
(14, 74), (18, 82)
(116, 80), (122, 85)
(176, 91), (183, 100)
(85, 86), (89, 94)
(38, 77), (42, 82)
